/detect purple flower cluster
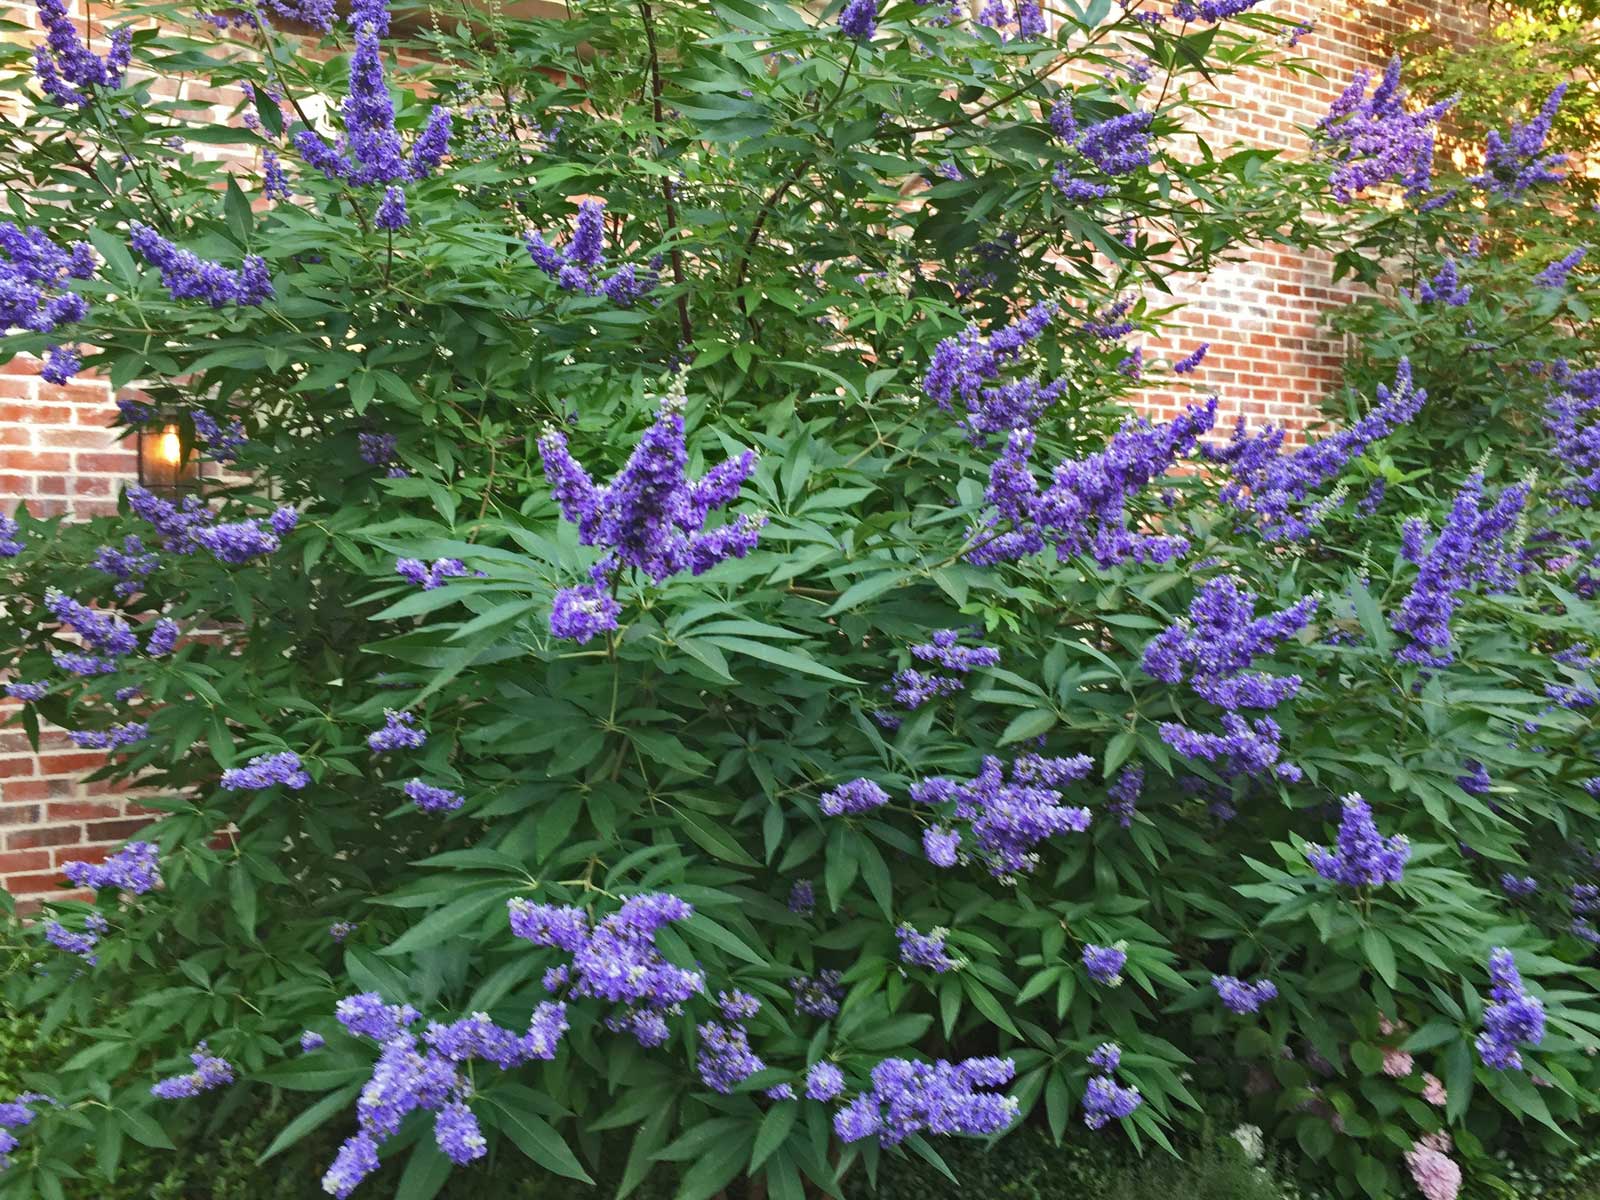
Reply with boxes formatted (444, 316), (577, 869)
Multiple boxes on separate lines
(151, 1043), (235, 1099)
(31, 0), (131, 108)
(1470, 84), (1567, 197)
(1457, 760), (1492, 795)
(125, 485), (215, 554)
(1475, 948), (1545, 1070)
(44, 912), (107, 965)
(4, 681), (48, 702)
(0, 513), (22, 557)
(129, 223), (272, 308)
(45, 589), (137, 662)
(1, 221), (95, 382)
(1316, 57), (1454, 202)
(0, 1093), (49, 1171)
(1159, 712), (1299, 781)
(221, 751), (310, 791)
(322, 995), (568, 1196)
(788, 879), (815, 913)
(524, 199), (660, 305)
(301, 1031), (326, 1052)
(1106, 765), (1142, 827)
(294, 1), (451, 197)
(1172, 0), (1263, 19)
(538, 387), (762, 642)
(977, 0), (1046, 39)
(1203, 361), (1425, 541)
(1536, 247), (1585, 289)
(1545, 364), (1600, 506)
(1049, 99), (1152, 203)
(790, 970), (844, 1019)
(1082, 943), (1126, 986)
(807, 1061), (845, 1101)
(921, 303), (1058, 442)
(92, 535), (159, 598)
(696, 1021), (767, 1092)
(838, 0), (876, 39)
(875, 629), (1001, 724)
(68, 721), (149, 750)
(1212, 974), (1277, 1014)
(63, 841), (160, 894)
(1306, 794), (1410, 887)
(1391, 472), (1529, 667)
(368, 710), (425, 753)
(192, 409), (247, 462)
(821, 778), (890, 817)
(193, 512), (291, 563)
(897, 924), (960, 973)
(912, 752), (1093, 876)
(1142, 577), (1317, 710)
(971, 397), (1216, 568)
(147, 617), (180, 656)
(1081, 1042), (1142, 1130)
(832, 1057), (1018, 1145)
(359, 432), (407, 477)
(395, 557), (469, 590)
(508, 893), (703, 1044)
(1500, 874), (1538, 898)
(404, 778), (463, 812)
(1417, 258), (1471, 306)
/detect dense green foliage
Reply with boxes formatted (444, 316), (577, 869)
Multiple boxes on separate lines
(1, 0), (1598, 1198)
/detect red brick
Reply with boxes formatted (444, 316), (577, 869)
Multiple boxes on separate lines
(7, 825), (84, 850)
(85, 818), (151, 841)
(0, 850), (52, 874)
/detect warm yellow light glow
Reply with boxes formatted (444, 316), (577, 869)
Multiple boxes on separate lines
(157, 424), (182, 466)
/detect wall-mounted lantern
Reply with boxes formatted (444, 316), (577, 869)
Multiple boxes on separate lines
(136, 419), (203, 493)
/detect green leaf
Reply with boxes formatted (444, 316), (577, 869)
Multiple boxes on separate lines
(395, 1140), (453, 1200)
(750, 1103), (798, 1172)
(257, 1085), (362, 1164)
(999, 708), (1058, 745)
(484, 1098), (594, 1182)
(704, 636), (860, 684)
(378, 890), (507, 957)
(1362, 927), (1397, 989)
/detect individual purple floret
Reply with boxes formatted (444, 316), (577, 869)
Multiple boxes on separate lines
(1314, 57), (1455, 202)
(538, 383), (763, 641)
(1202, 361), (1425, 541)
(790, 970), (844, 1019)
(62, 841), (160, 894)
(912, 753), (1092, 877)
(368, 710), (426, 753)
(1475, 947), (1546, 1070)
(897, 924), (960, 973)
(838, 0), (876, 39)
(395, 557), (470, 590)
(969, 396), (1217, 569)
(129, 223), (272, 307)
(404, 779), (463, 812)
(1470, 84), (1567, 197)
(696, 1021), (767, 1093)
(31, 0), (131, 107)
(1141, 577), (1317, 709)
(1305, 794), (1410, 887)
(820, 778), (890, 817)
(301, 1031), (326, 1052)
(1391, 472), (1529, 668)
(1082, 943), (1126, 986)
(832, 1057), (1018, 1146)
(150, 1043), (235, 1099)
(220, 751), (311, 791)
(44, 912), (107, 965)
(1212, 974), (1277, 1014)
(807, 1061), (845, 1101)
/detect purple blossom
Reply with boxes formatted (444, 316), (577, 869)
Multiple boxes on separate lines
(1141, 577), (1316, 709)
(1159, 712), (1299, 781)
(62, 841), (160, 894)
(193, 516), (286, 564)
(44, 912), (107, 965)
(1418, 258), (1471, 305)
(52, 651), (118, 676)
(0, 222), (94, 348)
(395, 557), (470, 590)
(1306, 794), (1410, 887)
(1476, 948), (1545, 1070)
(1545, 363), (1600, 506)
(538, 388), (763, 640)
(1106, 766), (1141, 827)
(374, 186), (408, 230)
(1457, 760), (1492, 795)
(4, 681), (48, 701)
(404, 779), (463, 812)
(129, 223), (272, 307)
(1172, 0), (1263, 20)
(912, 754), (1092, 876)
(1172, 343), (1209, 374)
(1082, 1073), (1142, 1129)
(1050, 99), (1153, 197)
(807, 1061), (845, 1101)
(1536, 247), (1586, 289)
(920, 303), (1060, 441)
(524, 200), (652, 305)
(220, 751), (310, 791)
(151, 1043), (234, 1099)
(1470, 84), (1567, 197)
(790, 970), (844, 1019)
(1500, 874), (1538, 898)
(838, 0), (876, 39)
(0, 514), (23, 557)
(923, 824), (961, 867)
(970, 397), (1216, 569)
(263, 149), (292, 201)
(1391, 472), (1529, 667)
(301, 1031), (326, 1052)
(897, 924), (960, 973)
(368, 710), (425, 753)
(125, 485), (216, 554)
(434, 1100), (486, 1165)
(0, 1094), (50, 1170)
(1203, 360), (1425, 541)
(507, 901), (590, 951)
(45, 589), (137, 656)
(40, 345), (80, 384)
(336, 992), (420, 1041)
(717, 990), (762, 1021)
(192, 409), (247, 462)
(146, 618), (180, 656)
(1082, 943), (1126, 986)
(1211, 974), (1277, 1014)
(31, 0), (130, 107)
(821, 778), (890, 817)
(93, 535), (159, 596)
(1315, 57), (1454, 202)
(832, 1057), (1018, 1146)
(788, 879), (815, 913)
(68, 722), (149, 750)
(696, 1021), (766, 1092)
(1087, 1042), (1120, 1073)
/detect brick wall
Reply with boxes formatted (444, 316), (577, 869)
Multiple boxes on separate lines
(0, 0), (1482, 898)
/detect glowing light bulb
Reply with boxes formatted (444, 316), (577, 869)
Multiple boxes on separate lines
(158, 424), (182, 465)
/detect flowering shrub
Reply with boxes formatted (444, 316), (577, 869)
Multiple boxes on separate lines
(0, 1), (1598, 1198)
